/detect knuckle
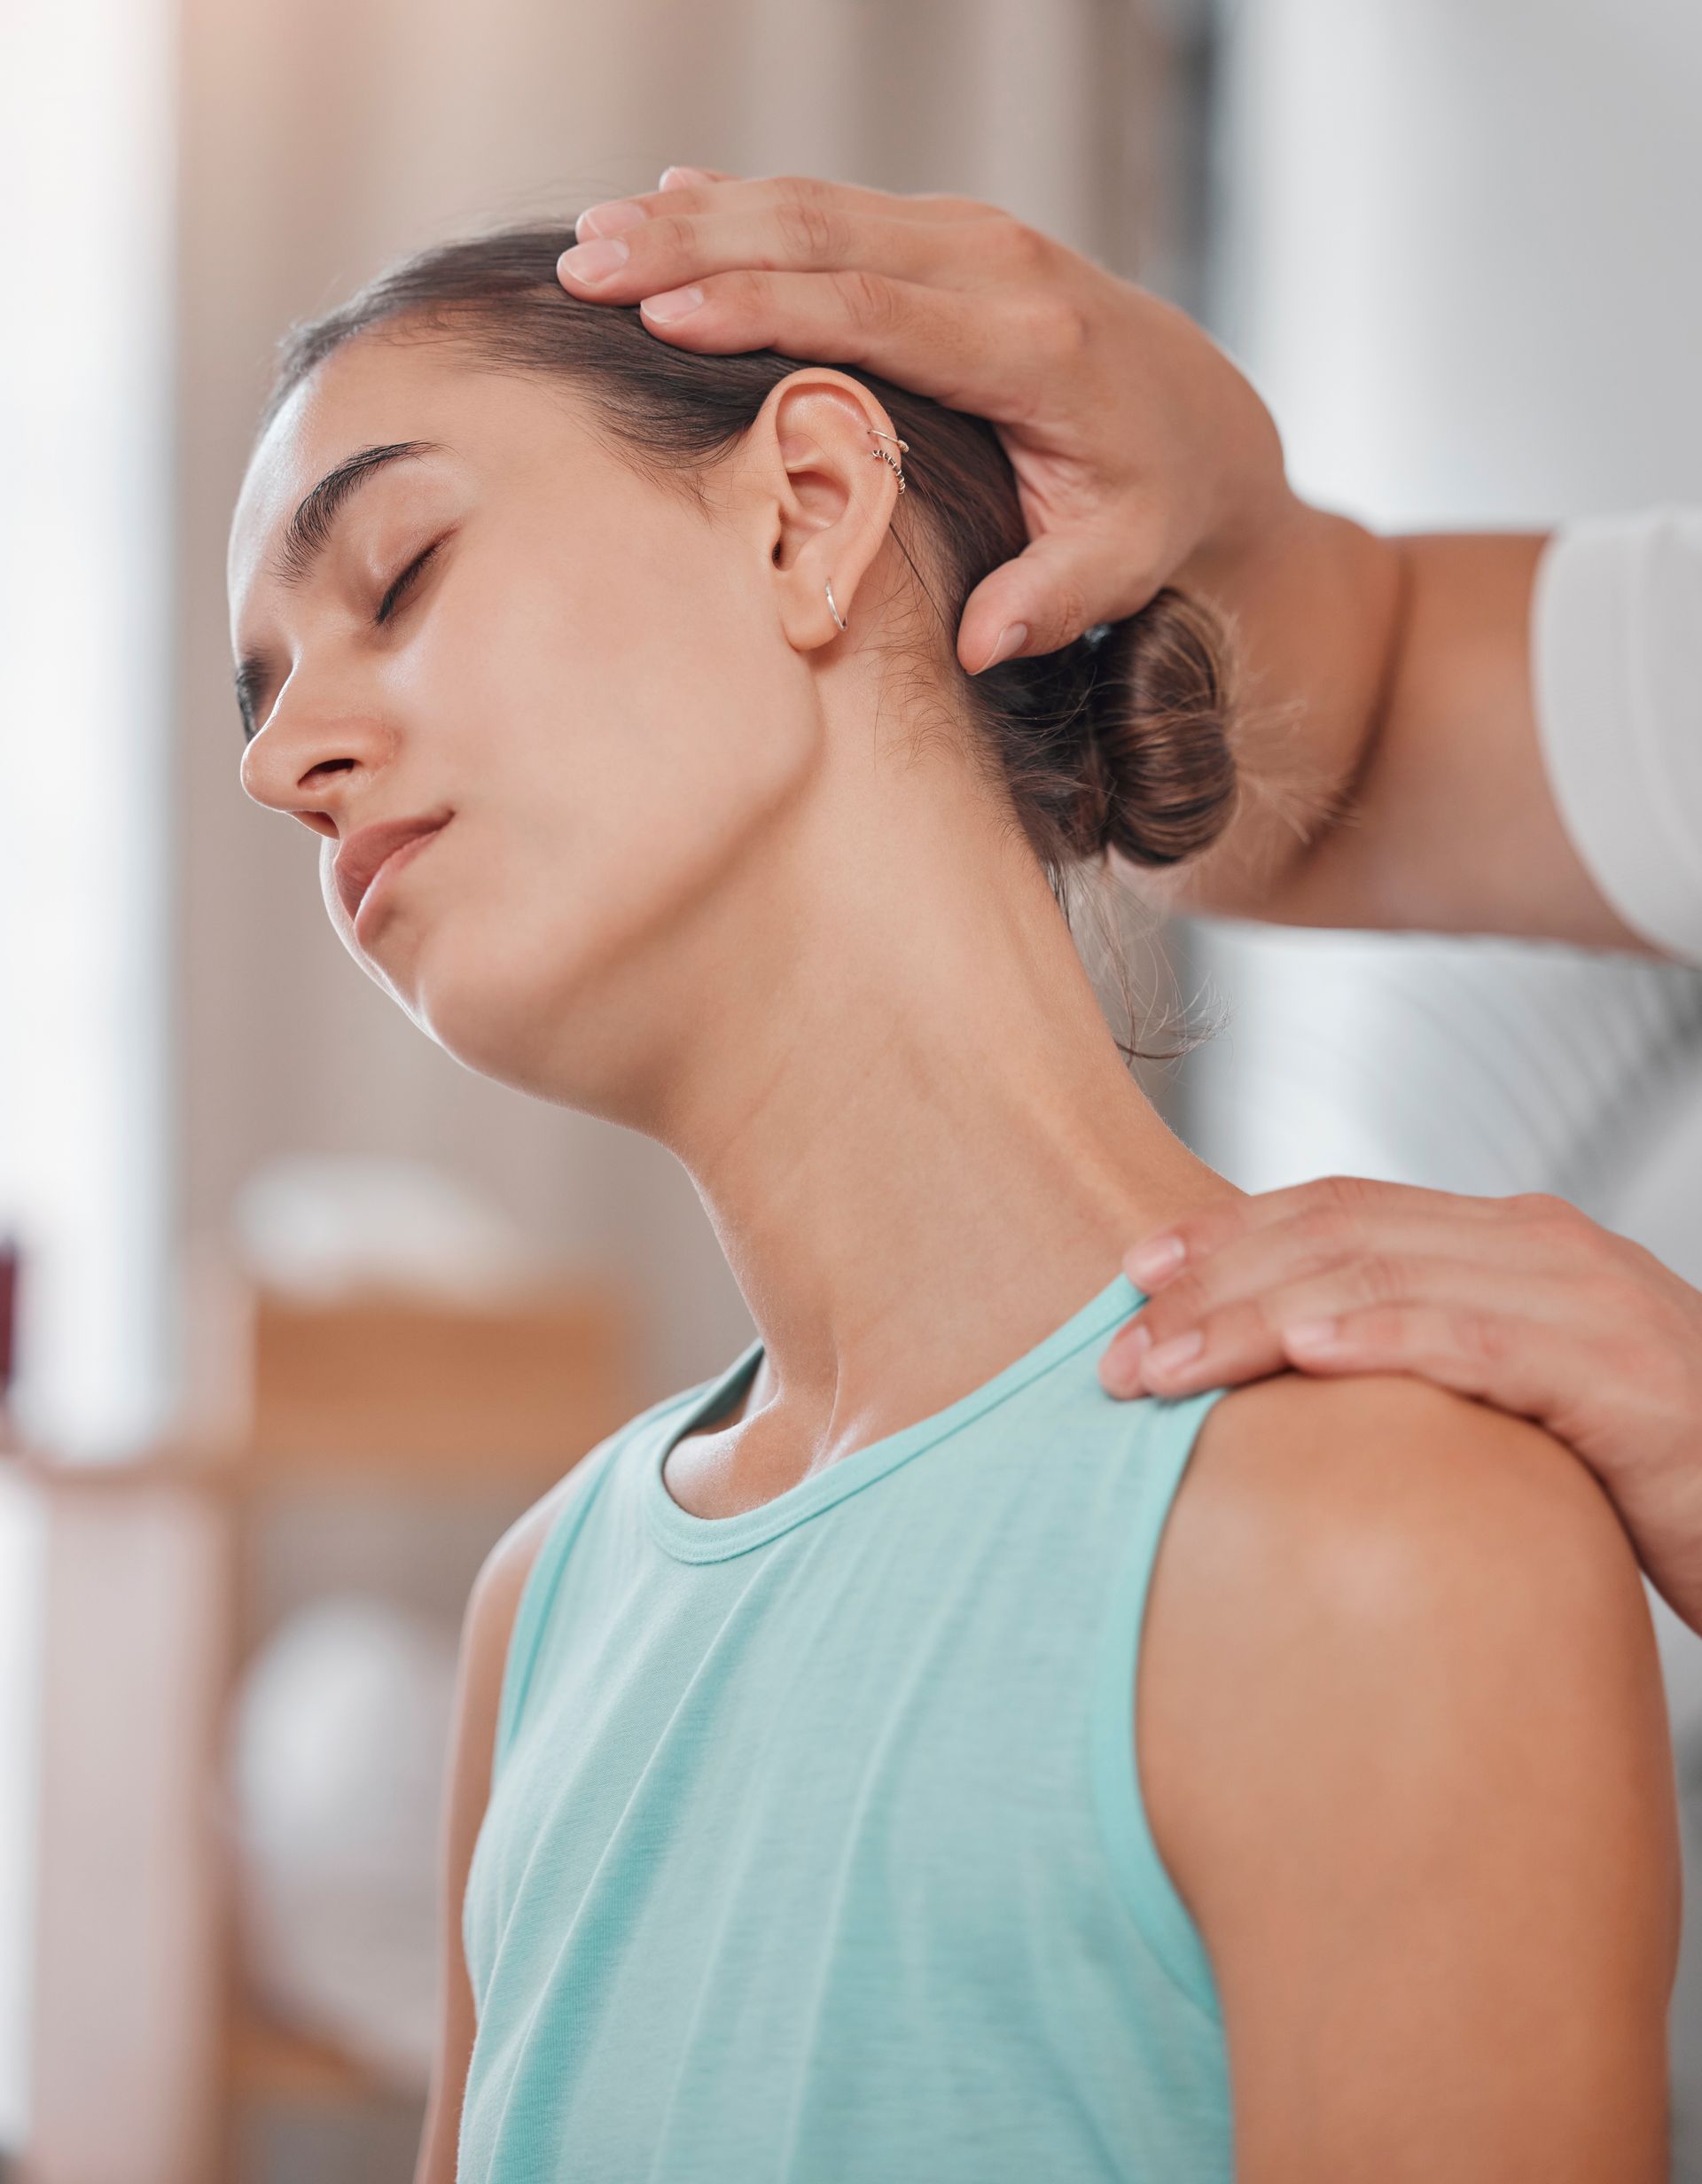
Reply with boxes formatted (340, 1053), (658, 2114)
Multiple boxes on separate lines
(999, 217), (1053, 275)
(1288, 1203), (1352, 1253)
(1052, 572), (1092, 633)
(1355, 1254), (1412, 1309)
(1152, 1272), (1209, 1329)
(910, 189), (988, 221)
(831, 266), (901, 337)
(776, 171), (831, 208)
(1159, 1215), (1211, 1265)
(637, 213), (698, 272)
(705, 267), (766, 327)
(1052, 297), (1092, 360)
(1511, 1190), (1585, 1246)
(1033, 294), (1092, 366)
(777, 191), (846, 265)
(1045, 578), (1090, 645)
(1318, 1174), (1382, 1219)
(1337, 1304), (1400, 1353)
(1222, 1296), (1291, 1364)
(1446, 1308), (1511, 1365)
(1580, 1265), (1634, 1324)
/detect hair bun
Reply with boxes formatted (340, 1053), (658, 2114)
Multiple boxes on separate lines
(1070, 588), (1238, 866)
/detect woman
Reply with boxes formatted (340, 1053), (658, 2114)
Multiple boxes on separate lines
(227, 222), (1680, 2183)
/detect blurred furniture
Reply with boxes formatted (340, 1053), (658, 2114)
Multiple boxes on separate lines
(4, 1265), (636, 2184)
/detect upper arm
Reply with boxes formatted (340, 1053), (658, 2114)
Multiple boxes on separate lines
(411, 1482), (574, 2184)
(1140, 1372), (1682, 2184)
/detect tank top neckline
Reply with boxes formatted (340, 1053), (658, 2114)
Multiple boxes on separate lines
(641, 1268), (1150, 1564)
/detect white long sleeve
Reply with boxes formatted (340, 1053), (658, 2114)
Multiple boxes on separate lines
(1531, 506), (1702, 965)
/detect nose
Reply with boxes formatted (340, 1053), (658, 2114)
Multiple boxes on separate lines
(238, 674), (394, 835)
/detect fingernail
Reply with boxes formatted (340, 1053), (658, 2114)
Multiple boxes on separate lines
(641, 284), (706, 323)
(979, 622), (1028, 673)
(1284, 1318), (1343, 1353)
(559, 238), (630, 284)
(1101, 1323), (1152, 1399)
(659, 164), (711, 189)
(576, 199), (648, 239)
(1144, 1330), (1203, 1377)
(1126, 1234), (1184, 1286)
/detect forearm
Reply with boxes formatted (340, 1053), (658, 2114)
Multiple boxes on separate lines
(1127, 506), (1664, 954)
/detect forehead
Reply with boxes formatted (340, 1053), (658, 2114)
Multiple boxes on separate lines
(225, 332), (578, 620)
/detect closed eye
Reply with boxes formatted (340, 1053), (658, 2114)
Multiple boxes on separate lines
(374, 538), (444, 627)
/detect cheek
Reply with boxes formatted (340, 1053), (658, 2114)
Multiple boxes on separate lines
(467, 558), (812, 937)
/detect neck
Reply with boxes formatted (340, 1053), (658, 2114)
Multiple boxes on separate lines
(636, 718), (1244, 1469)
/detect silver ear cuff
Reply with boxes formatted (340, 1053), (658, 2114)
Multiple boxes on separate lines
(868, 427), (909, 491)
(824, 431), (910, 634)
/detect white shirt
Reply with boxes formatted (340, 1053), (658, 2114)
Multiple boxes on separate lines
(1533, 506), (1702, 965)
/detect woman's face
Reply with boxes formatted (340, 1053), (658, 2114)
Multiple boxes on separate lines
(228, 332), (845, 1115)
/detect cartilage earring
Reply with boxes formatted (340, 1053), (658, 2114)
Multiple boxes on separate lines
(824, 576), (848, 632)
(868, 427), (909, 492)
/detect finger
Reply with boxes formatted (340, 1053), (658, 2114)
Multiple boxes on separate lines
(1120, 1177), (1583, 1298)
(1103, 1258), (1606, 1402)
(1276, 1302), (1597, 1429)
(657, 165), (736, 190)
(579, 173), (995, 242)
(620, 268), (1023, 412)
(1118, 1198), (1611, 1362)
(1099, 1306), (1269, 1401)
(959, 531), (1161, 672)
(559, 204), (1001, 308)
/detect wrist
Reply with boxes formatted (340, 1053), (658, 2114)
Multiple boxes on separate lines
(1174, 482), (1317, 604)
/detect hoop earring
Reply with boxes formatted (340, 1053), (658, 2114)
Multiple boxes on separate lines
(868, 426), (909, 492)
(824, 577), (848, 632)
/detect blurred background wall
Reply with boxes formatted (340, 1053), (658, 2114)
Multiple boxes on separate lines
(2, 0), (1699, 2177)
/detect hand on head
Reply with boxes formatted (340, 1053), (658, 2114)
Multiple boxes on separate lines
(557, 166), (1294, 676)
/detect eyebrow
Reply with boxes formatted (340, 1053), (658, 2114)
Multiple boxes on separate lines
(234, 438), (443, 738)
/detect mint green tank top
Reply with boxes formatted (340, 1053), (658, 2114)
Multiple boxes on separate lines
(460, 1272), (1236, 2181)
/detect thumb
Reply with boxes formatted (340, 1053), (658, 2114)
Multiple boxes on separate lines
(957, 533), (1160, 675)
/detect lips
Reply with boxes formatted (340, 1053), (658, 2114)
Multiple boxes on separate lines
(333, 811), (452, 926)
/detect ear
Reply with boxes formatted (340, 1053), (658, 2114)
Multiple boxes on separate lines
(746, 370), (904, 654)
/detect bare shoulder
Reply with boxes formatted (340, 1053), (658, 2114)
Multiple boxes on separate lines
(1138, 1372), (1679, 2171)
(1144, 1369), (1666, 1806)
(452, 1439), (631, 1812)
(1139, 1369), (1680, 2175)
(414, 1462), (597, 2184)
(447, 1465), (597, 1847)
(465, 1464), (585, 1650)
(1174, 1367), (1653, 1626)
